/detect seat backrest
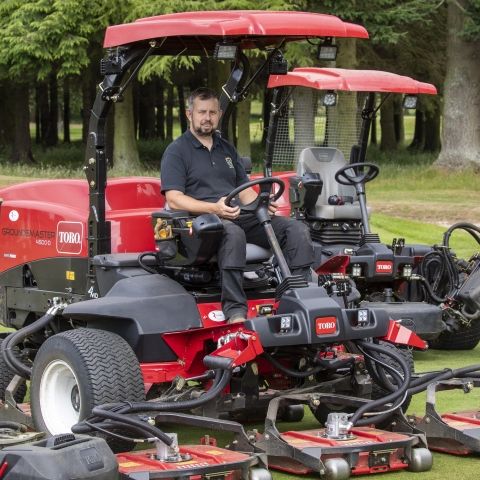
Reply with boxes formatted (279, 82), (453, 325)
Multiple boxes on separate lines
(297, 147), (370, 220)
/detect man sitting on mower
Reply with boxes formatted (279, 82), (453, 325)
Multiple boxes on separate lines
(161, 87), (314, 323)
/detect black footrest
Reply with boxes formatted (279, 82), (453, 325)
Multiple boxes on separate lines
(275, 275), (309, 300)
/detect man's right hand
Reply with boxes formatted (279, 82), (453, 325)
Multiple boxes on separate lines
(215, 196), (240, 220)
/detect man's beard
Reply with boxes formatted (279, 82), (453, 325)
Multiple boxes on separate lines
(192, 120), (215, 137)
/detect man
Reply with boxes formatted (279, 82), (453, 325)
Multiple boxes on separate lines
(161, 87), (314, 323)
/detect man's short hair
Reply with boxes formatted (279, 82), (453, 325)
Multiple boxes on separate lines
(187, 87), (219, 113)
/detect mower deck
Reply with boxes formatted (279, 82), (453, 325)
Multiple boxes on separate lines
(117, 444), (266, 480)
(408, 379), (480, 455)
(266, 426), (419, 475)
(243, 394), (432, 478)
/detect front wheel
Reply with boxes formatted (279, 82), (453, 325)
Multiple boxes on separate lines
(429, 321), (480, 350)
(30, 328), (145, 453)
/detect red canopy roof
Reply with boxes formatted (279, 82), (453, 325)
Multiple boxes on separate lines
(267, 68), (437, 94)
(103, 11), (368, 49)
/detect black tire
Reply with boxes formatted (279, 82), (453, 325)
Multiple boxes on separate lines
(370, 341), (414, 412)
(0, 338), (28, 404)
(30, 328), (145, 453)
(429, 321), (480, 351)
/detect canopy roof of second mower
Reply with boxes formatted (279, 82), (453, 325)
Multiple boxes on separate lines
(267, 67), (437, 94)
(103, 10), (368, 50)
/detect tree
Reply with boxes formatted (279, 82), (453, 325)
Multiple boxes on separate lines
(113, 72), (141, 171)
(435, 0), (480, 169)
(0, 0), (106, 163)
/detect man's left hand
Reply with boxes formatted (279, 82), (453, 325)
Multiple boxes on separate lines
(269, 194), (277, 217)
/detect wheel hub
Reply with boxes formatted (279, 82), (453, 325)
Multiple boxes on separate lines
(71, 385), (80, 412)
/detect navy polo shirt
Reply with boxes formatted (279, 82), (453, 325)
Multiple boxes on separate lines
(160, 129), (249, 203)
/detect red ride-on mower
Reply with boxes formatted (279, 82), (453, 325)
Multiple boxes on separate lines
(262, 68), (480, 350)
(0, 10), (465, 479)
(0, 10), (424, 449)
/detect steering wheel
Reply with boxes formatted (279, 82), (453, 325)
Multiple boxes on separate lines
(224, 177), (285, 224)
(334, 162), (380, 188)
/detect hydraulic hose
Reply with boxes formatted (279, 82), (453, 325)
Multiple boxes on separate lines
(95, 368), (232, 416)
(263, 350), (355, 378)
(361, 348), (404, 393)
(262, 352), (325, 378)
(349, 340), (411, 426)
(443, 222), (480, 248)
(73, 418), (170, 444)
(74, 411), (174, 446)
(138, 252), (159, 275)
(74, 368), (232, 443)
(1, 304), (63, 379)
(0, 421), (27, 432)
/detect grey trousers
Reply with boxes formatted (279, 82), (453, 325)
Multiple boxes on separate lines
(217, 214), (314, 320)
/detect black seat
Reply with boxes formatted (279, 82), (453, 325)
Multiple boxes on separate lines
(152, 210), (271, 266)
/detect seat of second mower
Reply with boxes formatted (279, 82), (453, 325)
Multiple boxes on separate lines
(297, 147), (372, 220)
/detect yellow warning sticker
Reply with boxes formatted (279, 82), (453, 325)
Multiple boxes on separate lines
(206, 450), (225, 455)
(176, 460), (198, 465)
(288, 439), (307, 444)
(119, 462), (142, 467)
(66, 271), (75, 280)
(446, 421), (469, 426)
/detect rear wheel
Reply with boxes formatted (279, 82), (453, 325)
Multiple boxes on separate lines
(429, 321), (480, 350)
(370, 341), (414, 411)
(30, 328), (145, 453)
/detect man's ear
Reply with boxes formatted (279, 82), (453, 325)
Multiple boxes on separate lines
(185, 109), (192, 122)
(218, 109), (223, 119)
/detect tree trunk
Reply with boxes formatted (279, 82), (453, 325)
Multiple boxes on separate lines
(34, 85), (41, 144)
(8, 85), (35, 164)
(380, 94), (397, 152)
(435, 0), (480, 168)
(336, 38), (357, 69)
(132, 77), (139, 139)
(424, 97), (442, 152)
(81, 67), (93, 144)
(63, 76), (71, 143)
(113, 74), (140, 171)
(1, 81), (15, 145)
(236, 97), (251, 158)
(334, 39), (358, 157)
(156, 80), (165, 140)
(393, 95), (405, 148)
(371, 114), (377, 146)
(208, 59), (231, 98)
(178, 84), (188, 134)
(37, 81), (50, 144)
(408, 108), (425, 150)
(208, 59), (232, 139)
(166, 85), (174, 142)
(293, 87), (315, 166)
(138, 79), (156, 139)
(44, 72), (58, 147)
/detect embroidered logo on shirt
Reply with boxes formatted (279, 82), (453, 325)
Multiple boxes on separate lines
(225, 157), (234, 168)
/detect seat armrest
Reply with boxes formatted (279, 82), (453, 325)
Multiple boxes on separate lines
(152, 209), (190, 219)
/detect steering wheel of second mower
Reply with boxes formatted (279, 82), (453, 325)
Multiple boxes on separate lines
(224, 177), (285, 224)
(334, 162), (380, 188)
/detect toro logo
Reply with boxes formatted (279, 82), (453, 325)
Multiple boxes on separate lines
(315, 316), (337, 335)
(376, 261), (393, 274)
(56, 221), (83, 255)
